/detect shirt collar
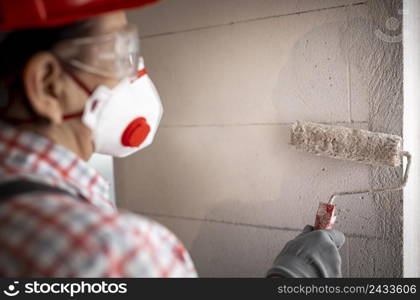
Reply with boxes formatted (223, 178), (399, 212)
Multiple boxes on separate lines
(0, 121), (114, 211)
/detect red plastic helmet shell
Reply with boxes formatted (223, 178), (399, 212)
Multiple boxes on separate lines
(0, 0), (161, 31)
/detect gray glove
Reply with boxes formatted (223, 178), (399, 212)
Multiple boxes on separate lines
(267, 225), (345, 278)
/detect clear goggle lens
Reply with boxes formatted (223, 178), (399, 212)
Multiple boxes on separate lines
(53, 24), (141, 79)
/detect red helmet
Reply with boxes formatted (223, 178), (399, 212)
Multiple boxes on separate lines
(0, 0), (161, 31)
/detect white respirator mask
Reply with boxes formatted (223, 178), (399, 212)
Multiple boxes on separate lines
(64, 58), (162, 157)
(53, 25), (163, 157)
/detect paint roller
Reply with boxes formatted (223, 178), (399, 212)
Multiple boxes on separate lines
(290, 121), (411, 230)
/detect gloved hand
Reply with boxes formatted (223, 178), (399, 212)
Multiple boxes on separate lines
(267, 225), (345, 278)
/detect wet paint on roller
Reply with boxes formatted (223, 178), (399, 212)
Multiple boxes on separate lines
(290, 121), (403, 167)
(314, 202), (336, 230)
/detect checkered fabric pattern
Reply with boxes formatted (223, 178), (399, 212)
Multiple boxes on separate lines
(0, 121), (197, 277)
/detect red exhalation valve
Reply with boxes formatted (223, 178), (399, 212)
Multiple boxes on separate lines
(314, 202), (337, 230)
(121, 117), (151, 147)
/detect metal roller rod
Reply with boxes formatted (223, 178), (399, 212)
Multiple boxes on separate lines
(328, 152), (411, 204)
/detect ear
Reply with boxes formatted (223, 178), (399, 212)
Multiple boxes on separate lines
(22, 52), (65, 124)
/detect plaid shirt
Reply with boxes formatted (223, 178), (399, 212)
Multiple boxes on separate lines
(0, 121), (197, 277)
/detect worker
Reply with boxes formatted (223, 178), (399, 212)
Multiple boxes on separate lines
(0, 0), (344, 277)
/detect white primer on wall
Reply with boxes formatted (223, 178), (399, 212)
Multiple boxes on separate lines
(88, 154), (115, 203)
(117, 0), (404, 277)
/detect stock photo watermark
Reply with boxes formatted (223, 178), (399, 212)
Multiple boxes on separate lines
(375, 9), (405, 43)
(2, 281), (128, 298)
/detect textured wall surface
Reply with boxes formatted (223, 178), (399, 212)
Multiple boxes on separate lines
(115, 0), (403, 277)
(88, 154), (115, 203)
(403, 0), (420, 277)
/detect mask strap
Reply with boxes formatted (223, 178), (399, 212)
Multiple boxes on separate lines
(59, 68), (94, 120)
(1, 68), (91, 125)
(64, 68), (93, 96)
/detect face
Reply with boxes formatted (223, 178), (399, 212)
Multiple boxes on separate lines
(61, 11), (128, 119)
(21, 11), (129, 159)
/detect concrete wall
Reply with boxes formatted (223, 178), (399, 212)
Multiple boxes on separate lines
(403, 0), (420, 277)
(88, 154), (115, 203)
(115, 0), (403, 277)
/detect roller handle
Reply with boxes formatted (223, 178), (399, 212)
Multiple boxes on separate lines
(314, 202), (337, 230)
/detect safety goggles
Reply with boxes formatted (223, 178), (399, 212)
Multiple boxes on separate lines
(53, 24), (140, 79)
